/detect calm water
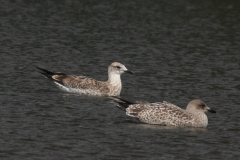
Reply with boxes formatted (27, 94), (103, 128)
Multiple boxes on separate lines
(1, 0), (240, 159)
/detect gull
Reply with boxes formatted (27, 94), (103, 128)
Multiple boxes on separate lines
(37, 62), (133, 97)
(110, 97), (216, 128)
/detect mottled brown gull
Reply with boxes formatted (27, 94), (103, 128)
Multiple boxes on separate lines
(110, 97), (216, 128)
(37, 62), (133, 97)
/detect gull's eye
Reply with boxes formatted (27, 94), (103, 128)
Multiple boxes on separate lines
(116, 66), (121, 69)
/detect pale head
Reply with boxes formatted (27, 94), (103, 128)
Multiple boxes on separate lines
(186, 100), (216, 114)
(108, 62), (134, 75)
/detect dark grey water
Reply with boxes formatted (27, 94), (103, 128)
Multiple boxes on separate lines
(1, 0), (240, 159)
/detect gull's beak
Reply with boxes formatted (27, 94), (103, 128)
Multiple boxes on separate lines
(124, 70), (134, 74)
(205, 106), (216, 113)
(207, 109), (216, 113)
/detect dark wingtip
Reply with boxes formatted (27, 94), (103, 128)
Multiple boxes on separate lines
(36, 67), (56, 80)
(36, 67), (54, 75)
(108, 96), (135, 111)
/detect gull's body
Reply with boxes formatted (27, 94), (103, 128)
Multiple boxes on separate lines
(37, 62), (133, 97)
(111, 97), (216, 128)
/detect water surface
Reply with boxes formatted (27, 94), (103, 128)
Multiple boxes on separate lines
(0, 0), (240, 159)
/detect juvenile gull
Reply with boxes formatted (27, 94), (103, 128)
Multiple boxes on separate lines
(37, 62), (133, 97)
(110, 97), (216, 128)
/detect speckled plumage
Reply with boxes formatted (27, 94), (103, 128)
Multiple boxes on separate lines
(37, 62), (133, 97)
(111, 97), (216, 128)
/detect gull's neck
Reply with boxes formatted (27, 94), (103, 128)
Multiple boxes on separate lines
(187, 110), (208, 127)
(108, 73), (122, 87)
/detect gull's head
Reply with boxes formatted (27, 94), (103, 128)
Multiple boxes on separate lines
(186, 100), (216, 114)
(108, 62), (134, 75)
